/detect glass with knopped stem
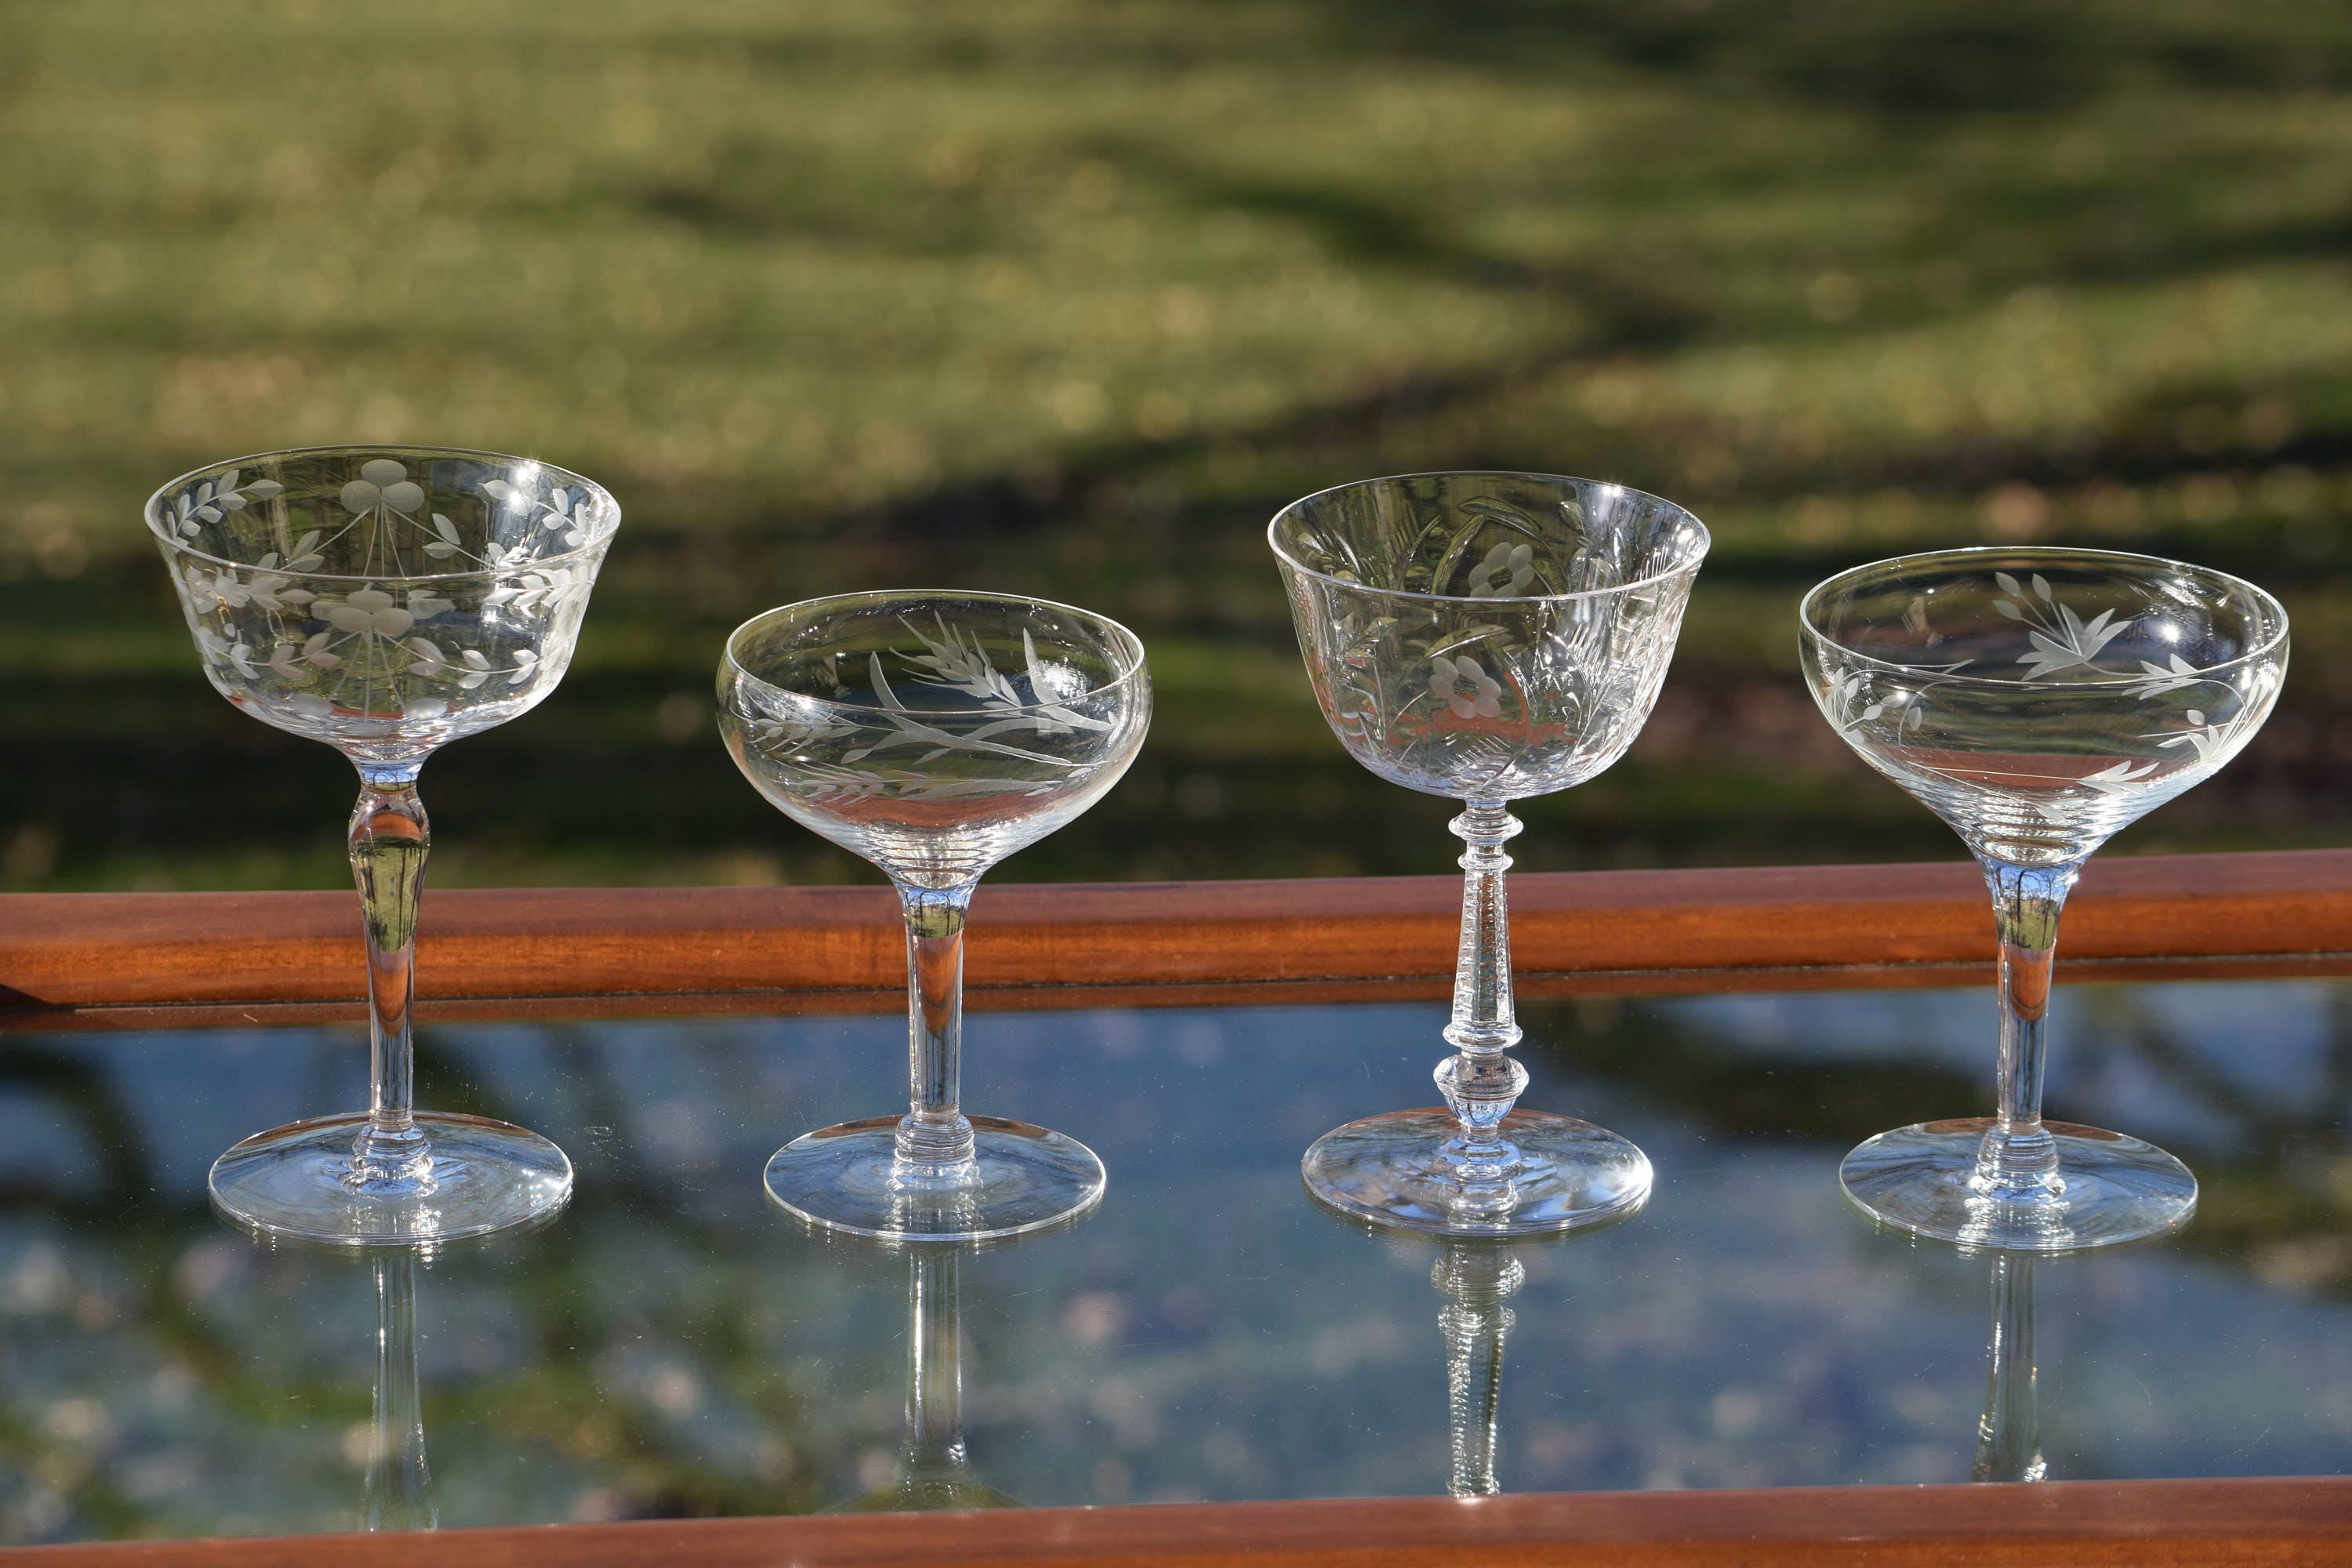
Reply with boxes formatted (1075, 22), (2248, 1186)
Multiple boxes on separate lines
(719, 590), (1150, 1242)
(1801, 546), (2288, 1249)
(1272, 472), (1709, 1236)
(149, 446), (618, 1244)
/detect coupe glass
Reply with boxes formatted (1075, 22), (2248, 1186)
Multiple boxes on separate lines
(1272, 472), (1709, 1235)
(149, 446), (619, 1243)
(719, 591), (1150, 1240)
(1802, 546), (2288, 1249)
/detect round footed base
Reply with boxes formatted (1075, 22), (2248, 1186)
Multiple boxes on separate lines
(764, 1114), (1105, 1242)
(209, 1111), (573, 1246)
(1840, 1117), (2196, 1250)
(1302, 1108), (1652, 1237)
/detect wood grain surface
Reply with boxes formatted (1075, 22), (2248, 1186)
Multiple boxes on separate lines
(13, 1475), (2350, 1566)
(5, 850), (2351, 1019)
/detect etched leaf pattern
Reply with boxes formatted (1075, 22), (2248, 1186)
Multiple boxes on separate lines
(1815, 572), (2278, 809)
(1287, 492), (1699, 798)
(739, 618), (1117, 803)
(162, 458), (604, 731)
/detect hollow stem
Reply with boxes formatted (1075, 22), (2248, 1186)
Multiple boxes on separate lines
(1435, 803), (1530, 1205)
(1973, 857), (2082, 1205)
(1434, 1243), (1524, 1498)
(363, 1252), (437, 1530)
(348, 763), (433, 1192)
(1972, 1251), (2045, 1483)
(895, 881), (978, 1174)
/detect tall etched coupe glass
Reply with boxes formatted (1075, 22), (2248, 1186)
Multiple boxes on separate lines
(1272, 473), (1709, 1235)
(720, 591), (1150, 1240)
(149, 446), (619, 1243)
(1802, 546), (2288, 1249)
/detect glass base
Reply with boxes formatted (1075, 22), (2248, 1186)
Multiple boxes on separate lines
(1840, 1117), (2197, 1250)
(764, 1114), (1105, 1242)
(209, 1111), (573, 1247)
(1302, 1108), (1652, 1237)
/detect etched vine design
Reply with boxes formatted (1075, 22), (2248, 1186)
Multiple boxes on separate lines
(1820, 572), (2277, 800)
(742, 618), (1120, 804)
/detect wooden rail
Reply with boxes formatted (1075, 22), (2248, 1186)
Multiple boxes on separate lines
(5, 850), (2352, 1025)
(18, 1475), (2352, 1566)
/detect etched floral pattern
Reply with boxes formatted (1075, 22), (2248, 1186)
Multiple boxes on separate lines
(154, 453), (615, 755)
(1274, 481), (1707, 802)
(1802, 562), (2286, 860)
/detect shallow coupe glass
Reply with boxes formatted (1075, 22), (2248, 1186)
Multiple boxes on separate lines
(1802, 546), (2288, 1249)
(1272, 473), (1709, 1235)
(720, 591), (1150, 1240)
(148, 446), (619, 1243)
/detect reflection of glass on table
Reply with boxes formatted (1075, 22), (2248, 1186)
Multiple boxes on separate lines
(1971, 1250), (2045, 1485)
(829, 1244), (1019, 1514)
(362, 1250), (435, 1530)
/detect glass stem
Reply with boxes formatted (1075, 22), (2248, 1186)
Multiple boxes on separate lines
(1972, 1251), (2046, 1483)
(895, 880), (978, 1172)
(364, 1251), (437, 1530)
(349, 762), (433, 1192)
(1436, 802), (1529, 1192)
(906, 1247), (967, 1478)
(1974, 857), (2081, 1202)
(1434, 1244), (1524, 1499)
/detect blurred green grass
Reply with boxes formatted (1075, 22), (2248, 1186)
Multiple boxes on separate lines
(3, 0), (2350, 889)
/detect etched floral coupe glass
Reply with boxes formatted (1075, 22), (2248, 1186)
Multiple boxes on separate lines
(1802, 546), (2288, 1249)
(719, 591), (1150, 1240)
(147, 446), (619, 1244)
(1272, 473), (1709, 1235)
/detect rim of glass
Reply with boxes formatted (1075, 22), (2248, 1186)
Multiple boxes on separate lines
(1266, 470), (1711, 605)
(1798, 543), (2291, 688)
(724, 589), (1149, 715)
(144, 444), (623, 585)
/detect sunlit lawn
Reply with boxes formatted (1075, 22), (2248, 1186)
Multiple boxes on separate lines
(3, 0), (2349, 887)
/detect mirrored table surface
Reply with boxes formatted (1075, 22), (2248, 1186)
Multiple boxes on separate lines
(3, 975), (2350, 1542)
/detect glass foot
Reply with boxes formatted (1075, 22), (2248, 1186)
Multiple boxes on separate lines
(1840, 1117), (2196, 1250)
(1302, 1108), (1651, 1237)
(209, 1111), (572, 1247)
(764, 1114), (1105, 1242)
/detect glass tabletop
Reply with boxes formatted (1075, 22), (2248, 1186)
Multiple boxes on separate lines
(4, 973), (2350, 1541)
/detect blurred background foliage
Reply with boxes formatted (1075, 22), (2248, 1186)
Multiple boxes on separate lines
(2, 0), (2350, 890)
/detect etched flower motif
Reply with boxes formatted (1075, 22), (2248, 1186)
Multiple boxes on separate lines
(1991, 571), (2126, 681)
(1467, 542), (1535, 598)
(339, 459), (426, 518)
(318, 586), (419, 639)
(1430, 654), (1503, 720)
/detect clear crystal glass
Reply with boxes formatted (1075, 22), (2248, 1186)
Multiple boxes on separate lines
(719, 591), (1150, 1240)
(147, 446), (619, 1244)
(1802, 546), (2288, 1249)
(1272, 472), (1709, 1235)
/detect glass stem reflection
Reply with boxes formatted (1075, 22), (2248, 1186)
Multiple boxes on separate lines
(1973, 1250), (2045, 1483)
(896, 881), (978, 1174)
(1976, 858), (2082, 1203)
(365, 1251), (437, 1530)
(907, 1247), (968, 1480)
(1434, 1243), (1524, 1498)
(349, 762), (432, 1192)
(1436, 803), (1530, 1196)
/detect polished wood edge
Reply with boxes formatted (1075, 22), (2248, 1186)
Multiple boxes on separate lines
(6, 850), (2352, 1011)
(9, 949), (2351, 1035)
(14, 1476), (2352, 1566)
